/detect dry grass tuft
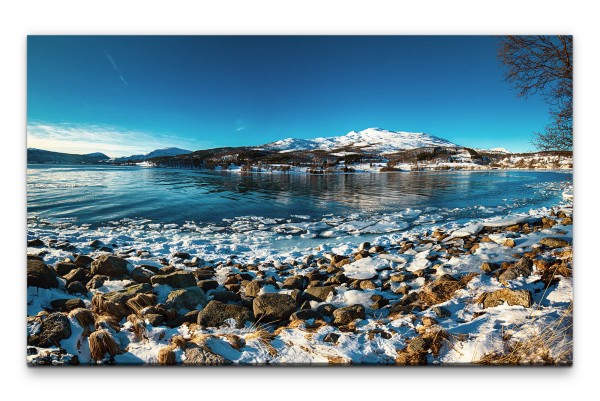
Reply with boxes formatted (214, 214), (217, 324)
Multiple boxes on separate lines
(126, 314), (147, 341)
(94, 314), (120, 332)
(157, 345), (177, 365)
(68, 308), (95, 333)
(245, 328), (278, 357)
(126, 293), (157, 314)
(418, 272), (478, 307)
(476, 303), (573, 365)
(92, 294), (131, 320)
(221, 334), (245, 350)
(88, 329), (120, 361)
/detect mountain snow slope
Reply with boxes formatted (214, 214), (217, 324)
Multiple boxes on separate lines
(262, 128), (458, 154)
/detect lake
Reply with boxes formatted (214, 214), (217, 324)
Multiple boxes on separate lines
(27, 165), (572, 238)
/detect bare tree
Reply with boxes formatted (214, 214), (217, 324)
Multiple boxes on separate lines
(498, 36), (573, 151)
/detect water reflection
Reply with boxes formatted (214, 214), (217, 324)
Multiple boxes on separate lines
(27, 165), (572, 225)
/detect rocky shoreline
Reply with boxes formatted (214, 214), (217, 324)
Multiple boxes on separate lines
(27, 206), (573, 366)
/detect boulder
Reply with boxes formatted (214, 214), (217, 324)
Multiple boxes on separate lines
(183, 344), (232, 366)
(253, 293), (297, 323)
(290, 309), (323, 321)
(283, 276), (305, 290)
(332, 304), (366, 325)
(67, 281), (87, 295)
(172, 251), (191, 259)
(27, 238), (45, 247)
(130, 267), (154, 284)
(316, 303), (337, 317)
(480, 262), (500, 273)
(197, 279), (219, 292)
(244, 280), (263, 297)
(55, 262), (77, 276)
(304, 286), (335, 302)
(539, 237), (570, 248)
(166, 287), (207, 310)
(150, 271), (196, 288)
(28, 313), (71, 347)
(91, 283), (152, 319)
(74, 255), (94, 268)
(27, 259), (59, 289)
(499, 257), (533, 284)
(197, 300), (254, 328)
(86, 275), (108, 290)
(63, 267), (88, 285)
(432, 306), (452, 318)
(50, 298), (85, 312)
(212, 290), (241, 303)
(323, 333), (340, 343)
(90, 255), (130, 278)
(480, 288), (532, 309)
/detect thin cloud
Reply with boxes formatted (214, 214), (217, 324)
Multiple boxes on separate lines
(27, 122), (205, 158)
(103, 49), (129, 86)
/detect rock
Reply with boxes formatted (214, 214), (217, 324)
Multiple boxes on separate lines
(74, 255), (94, 268)
(332, 304), (366, 326)
(480, 288), (533, 309)
(91, 283), (152, 319)
(253, 293), (297, 323)
(50, 298), (85, 312)
(166, 287), (207, 310)
(539, 237), (570, 248)
(283, 276), (305, 290)
(183, 344), (232, 366)
(504, 238), (516, 248)
(408, 336), (431, 353)
(86, 275), (108, 290)
(422, 316), (437, 327)
(370, 294), (389, 309)
(432, 306), (452, 318)
(150, 271), (196, 288)
(212, 290), (241, 303)
(197, 300), (254, 328)
(28, 313), (72, 347)
(304, 286), (335, 302)
(561, 217), (573, 225)
(27, 349), (79, 366)
(27, 238), (45, 247)
(145, 313), (164, 326)
(359, 280), (377, 290)
(55, 262), (78, 276)
(358, 242), (371, 252)
(369, 245), (385, 253)
(316, 303), (337, 317)
(480, 262), (500, 273)
(165, 310), (201, 328)
(390, 273), (414, 282)
(323, 333), (340, 343)
(198, 280), (219, 292)
(27, 259), (59, 289)
(130, 267), (154, 284)
(290, 309), (323, 321)
(90, 255), (130, 278)
(67, 281), (87, 294)
(499, 257), (533, 284)
(244, 280), (263, 297)
(63, 267), (88, 284)
(172, 251), (191, 259)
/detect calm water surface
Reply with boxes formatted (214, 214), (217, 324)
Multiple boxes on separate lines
(27, 165), (572, 227)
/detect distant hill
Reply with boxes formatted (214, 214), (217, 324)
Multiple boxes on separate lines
(112, 147), (192, 163)
(27, 148), (110, 164)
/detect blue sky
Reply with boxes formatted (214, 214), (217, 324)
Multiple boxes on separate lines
(27, 36), (550, 157)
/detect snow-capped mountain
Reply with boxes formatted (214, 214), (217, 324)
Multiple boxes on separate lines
(113, 147), (192, 162)
(261, 128), (458, 154)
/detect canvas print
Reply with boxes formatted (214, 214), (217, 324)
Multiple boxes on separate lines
(26, 36), (573, 366)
